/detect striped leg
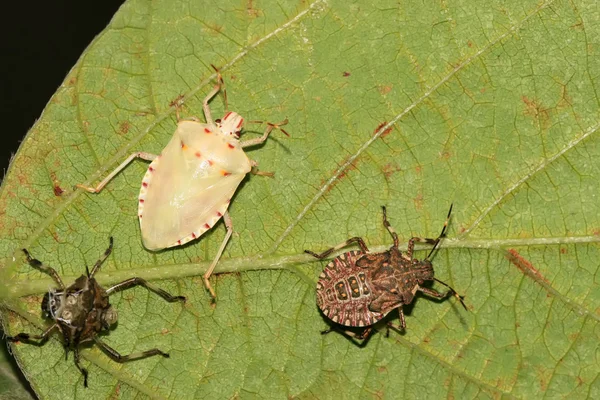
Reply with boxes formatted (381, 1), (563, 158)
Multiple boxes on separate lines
(88, 237), (114, 277)
(305, 237), (370, 260)
(105, 277), (185, 303)
(22, 249), (65, 289)
(73, 347), (89, 387)
(420, 278), (467, 310)
(381, 206), (399, 247)
(6, 323), (58, 345)
(94, 337), (169, 363)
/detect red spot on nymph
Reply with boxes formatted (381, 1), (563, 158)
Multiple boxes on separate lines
(221, 171), (231, 176)
(216, 211), (222, 217)
(227, 143), (235, 149)
(148, 166), (154, 172)
(139, 199), (144, 203)
(195, 152), (201, 158)
(204, 223), (210, 229)
(236, 118), (243, 128)
(192, 233), (197, 239)
(142, 182), (148, 187)
(177, 240), (181, 245)
(226, 198), (231, 204)
(224, 111), (232, 120)
(204, 128), (211, 134)
(208, 160), (214, 166)
(139, 214), (143, 218)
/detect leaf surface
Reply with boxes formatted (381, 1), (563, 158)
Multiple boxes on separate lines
(1, 0), (600, 398)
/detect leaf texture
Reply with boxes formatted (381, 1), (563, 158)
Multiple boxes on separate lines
(1, 0), (600, 398)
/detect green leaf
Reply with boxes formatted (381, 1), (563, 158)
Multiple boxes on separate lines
(1, 0), (600, 398)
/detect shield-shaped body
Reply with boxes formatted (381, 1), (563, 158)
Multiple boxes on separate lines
(138, 119), (252, 250)
(316, 247), (422, 328)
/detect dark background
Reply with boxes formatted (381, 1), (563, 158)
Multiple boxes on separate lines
(1, 1), (124, 397)
(1, 0), (125, 174)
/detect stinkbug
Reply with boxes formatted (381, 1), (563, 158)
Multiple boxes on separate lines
(305, 205), (466, 341)
(6, 237), (186, 387)
(76, 67), (288, 300)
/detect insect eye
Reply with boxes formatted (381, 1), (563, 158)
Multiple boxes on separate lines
(215, 118), (221, 124)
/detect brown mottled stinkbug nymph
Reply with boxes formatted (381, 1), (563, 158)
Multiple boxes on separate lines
(6, 237), (186, 387)
(305, 205), (466, 341)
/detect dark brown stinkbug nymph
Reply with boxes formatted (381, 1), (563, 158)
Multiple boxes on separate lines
(305, 205), (466, 341)
(6, 237), (186, 387)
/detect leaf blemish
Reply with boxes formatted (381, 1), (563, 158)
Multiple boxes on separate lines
(522, 96), (550, 127)
(373, 121), (393, 138)
(382, 162), (401, 181)
(119, 121), (130, 135)
(505, 249), (550, 285)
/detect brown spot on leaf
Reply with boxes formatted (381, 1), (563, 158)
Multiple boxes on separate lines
(571, 20), (584, 30)
(522, 96), (550, 127)
(467, 40), (473, 48)
(373, 122), (393, 138)
(343, 71), (351, 77)
(68, 77), (77, 85)
(560, 247), (567, 254)
(378, 85), (392, 95)
(119, 121), (130, 135)
(324, 156), (360, 194)
(506, 249), (550, 285)
(53, 185), (64, 196)
(247, 0), (259, 17)
(413, 193), (424, 210)
(382, 163), (401, 181)
(440, 150), (452, 160)
(50, 172), (64, 196)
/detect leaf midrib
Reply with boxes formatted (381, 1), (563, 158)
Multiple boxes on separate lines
(6, 234), (600, 299)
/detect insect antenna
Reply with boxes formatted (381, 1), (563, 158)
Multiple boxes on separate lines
(210, 64), (228, 111)
(434, 278), (467, 310)
(246, 119), (290, 137)
(426, 203), (453, 260)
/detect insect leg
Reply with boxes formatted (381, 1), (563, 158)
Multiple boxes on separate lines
(73, 347), (89, 388)
(21, 249), (65, 289)
(381, 206), (399, 248)
(419, 280), (467, 310)
(89, 237), (114, 277)
(5, 323), (58, 345)
(203, 211), (234, 301)
(105, 277), (185, 303)
(240, 119), (289, 148)
(75, 152), (158, 194)
(94, 337), (169, 362)
(304, 237), (369, 259)
(321, 326), (373, 345)
(203, 65), (225, 125)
